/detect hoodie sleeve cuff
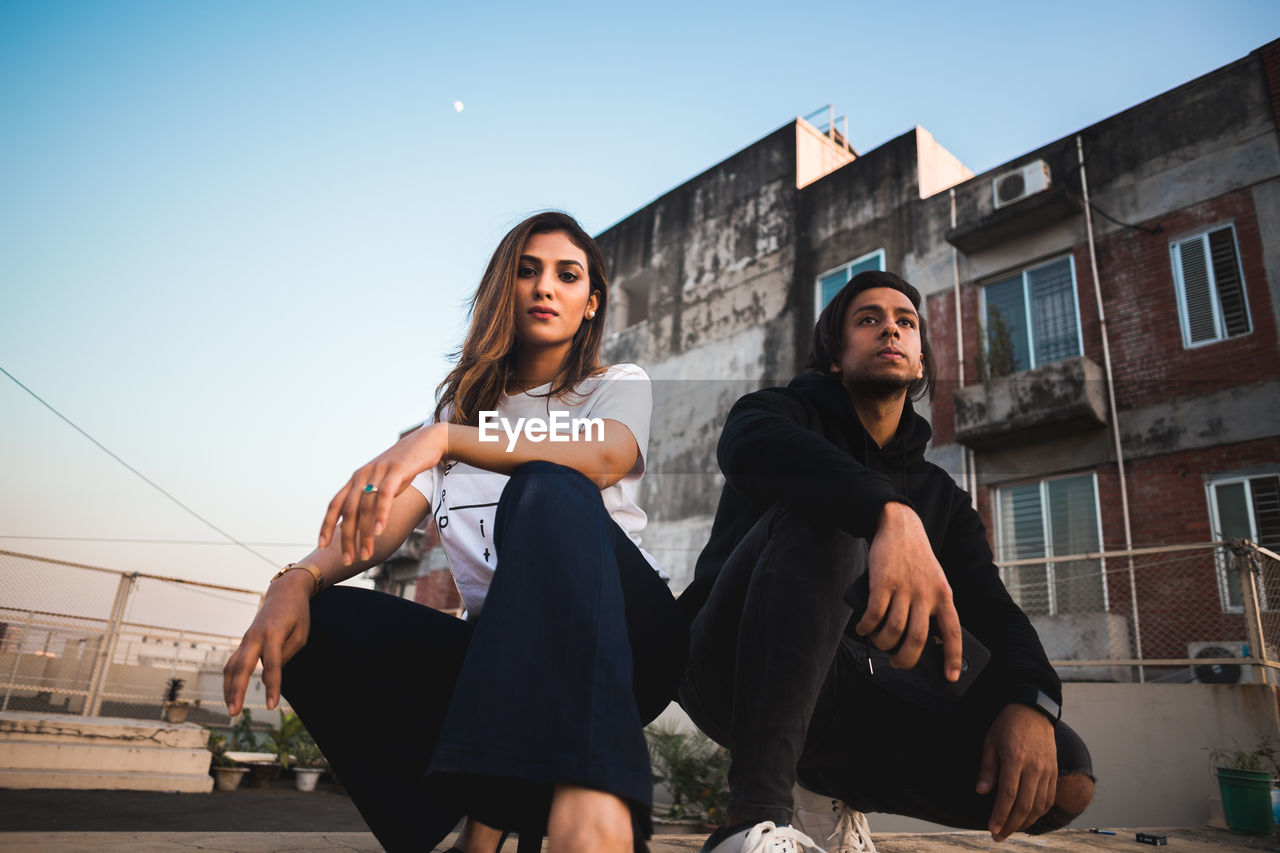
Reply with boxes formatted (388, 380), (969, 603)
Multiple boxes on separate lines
(1005, 682), (1062, 722)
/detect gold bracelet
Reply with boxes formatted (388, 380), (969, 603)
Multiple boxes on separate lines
(270, 563), (325, 596)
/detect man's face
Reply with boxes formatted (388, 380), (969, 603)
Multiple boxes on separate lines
(832, 286), (925, 396)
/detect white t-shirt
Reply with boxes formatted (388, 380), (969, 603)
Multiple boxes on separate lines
(409, 363), (665, 616)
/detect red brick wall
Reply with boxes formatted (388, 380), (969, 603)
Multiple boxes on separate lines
(927, 186), (1278, 438)
(414, 567), (462, 613)
(1110, 437), (1279, 658)
(1096, 189), (1279, 411)
(969, 438), (1278, 660)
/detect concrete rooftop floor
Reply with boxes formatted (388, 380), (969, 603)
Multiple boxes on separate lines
(0, 828), (1277, 852)
(0, 787), (1275, 851)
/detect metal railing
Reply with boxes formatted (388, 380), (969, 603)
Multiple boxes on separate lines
(3, 539), (1278, 728)
(998, 539), (1280, 684)
(0, 549), (270, 724)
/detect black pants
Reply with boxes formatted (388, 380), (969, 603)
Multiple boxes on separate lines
(678, 503), (1092, 832)
(282, 462), (689, 852)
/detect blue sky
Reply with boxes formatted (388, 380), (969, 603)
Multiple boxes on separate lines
(2, 0), (1277, 595)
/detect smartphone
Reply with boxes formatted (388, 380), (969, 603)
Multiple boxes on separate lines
(842, 572), (990, 697)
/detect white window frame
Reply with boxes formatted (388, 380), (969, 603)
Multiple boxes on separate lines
(994, 471), (1107, 616)
(979, 254), (1084, 374)
(1170, 223), (1252, 349)
(813, 248), (885, 317)
(1205, 474), (1278, 613)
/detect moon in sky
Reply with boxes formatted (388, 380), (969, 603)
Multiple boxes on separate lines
(453, 100), (464, 112)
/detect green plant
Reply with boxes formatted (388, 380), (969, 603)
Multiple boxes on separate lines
(205, 727), (237, 768)
(645, 723), (730, 825)
(229, 708), (261, 752)
(267, 710), (306, 770)
(1210, 735), (1279, 775)
(978, 306), (1018, 379)
(293, 735), (328, 770)
(163, 677), (186, 704)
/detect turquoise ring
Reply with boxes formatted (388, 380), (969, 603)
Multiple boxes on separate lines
(363, 484), (378, 494)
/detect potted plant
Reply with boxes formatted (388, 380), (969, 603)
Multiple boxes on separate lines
(645, 723), (731, 829)
(206, 728), (248, 792)
(231, 709), (280, 787)
(267, 709), (305, 771)
(1210, 736), (1277, 835)
(292, 736), (328, 792)
(161, 677), (190, 724)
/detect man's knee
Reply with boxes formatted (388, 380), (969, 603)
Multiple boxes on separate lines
(1026, 771), (1095, 834)
(1056, 772), (1094, 818)
(756, 503), (867, 580)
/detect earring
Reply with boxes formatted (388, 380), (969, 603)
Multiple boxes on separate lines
(586, 311), (595, 319)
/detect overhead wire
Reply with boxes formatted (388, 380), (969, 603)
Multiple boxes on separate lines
(0, 364), (278, 566)
(0, 535), (309, 547)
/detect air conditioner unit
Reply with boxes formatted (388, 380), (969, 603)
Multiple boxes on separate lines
(1187, 641), (1251, 684)
(993, 159), (1051, 209)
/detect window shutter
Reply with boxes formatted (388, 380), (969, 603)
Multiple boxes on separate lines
(1047, 475), (1103, 614)
(1028, 258), (1080, 366)
(1208, 227), (1249, 338)
(1249, 476), (1280, 551)
(1178, 237), (1217, 344)
(999, 484), (1048, 615)
(818, 270), (847, 311)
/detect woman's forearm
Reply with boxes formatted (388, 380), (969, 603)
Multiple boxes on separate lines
(443, 419), (638, 489)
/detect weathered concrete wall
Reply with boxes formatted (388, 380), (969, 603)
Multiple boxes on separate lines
(916, 126), (973, 200)
(1118, 379), (1280, 460)
(596, 44), (1280, 608)
(975, 429), (1113, 487)
(1082, 56), (1280, 238)
(953, 356), (1109, 450)
(599, 125), (805, 547)
(796, 119), (855, 190)
(1253, 178), (1280, 343)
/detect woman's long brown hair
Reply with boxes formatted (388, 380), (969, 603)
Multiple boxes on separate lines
(434, 211), (610, 425)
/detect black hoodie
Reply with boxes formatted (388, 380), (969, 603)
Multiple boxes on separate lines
(680, 371), (1062, 711)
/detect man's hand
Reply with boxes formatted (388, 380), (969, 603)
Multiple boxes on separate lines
(857, 502), (962, 678)
(977, 703), (1057, 841)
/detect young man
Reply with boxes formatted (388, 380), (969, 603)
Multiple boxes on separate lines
(678, 271), (1095, 853)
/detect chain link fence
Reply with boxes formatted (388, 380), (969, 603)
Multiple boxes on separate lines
(999, 539), (1280, 684)
(0, 549), (275, 725)
(3, 538), (1279, 728)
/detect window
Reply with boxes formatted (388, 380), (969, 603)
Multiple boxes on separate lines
(1208, 475), (1280, 610)
(982, 256), (1082, 376)
(814, 249), (885, 314)
(1171, 224), (1250, 347)
(996, 473), (1105, 616)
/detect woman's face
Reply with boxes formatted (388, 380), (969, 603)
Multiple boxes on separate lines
(513, 230), (600, 355)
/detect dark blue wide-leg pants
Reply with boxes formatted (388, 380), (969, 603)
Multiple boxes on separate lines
(282, 462), (688, 852)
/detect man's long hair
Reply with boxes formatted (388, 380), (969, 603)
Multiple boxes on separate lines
(434, 211), (610, 425)
(805, 269), (936, 402)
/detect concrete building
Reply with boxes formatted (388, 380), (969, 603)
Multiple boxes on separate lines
(389, 42), (1280, 672)
(594, 40), (1280, 676)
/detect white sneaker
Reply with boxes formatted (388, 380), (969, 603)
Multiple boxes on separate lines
(791, 783), (878, 853)
(703, 820), (823, 853)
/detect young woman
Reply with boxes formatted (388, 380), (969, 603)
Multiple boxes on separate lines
(222, 211), (688, 853)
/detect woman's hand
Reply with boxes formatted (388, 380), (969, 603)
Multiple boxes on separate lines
(223, 570), (313, 716)
(320, 423), (447, 565)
